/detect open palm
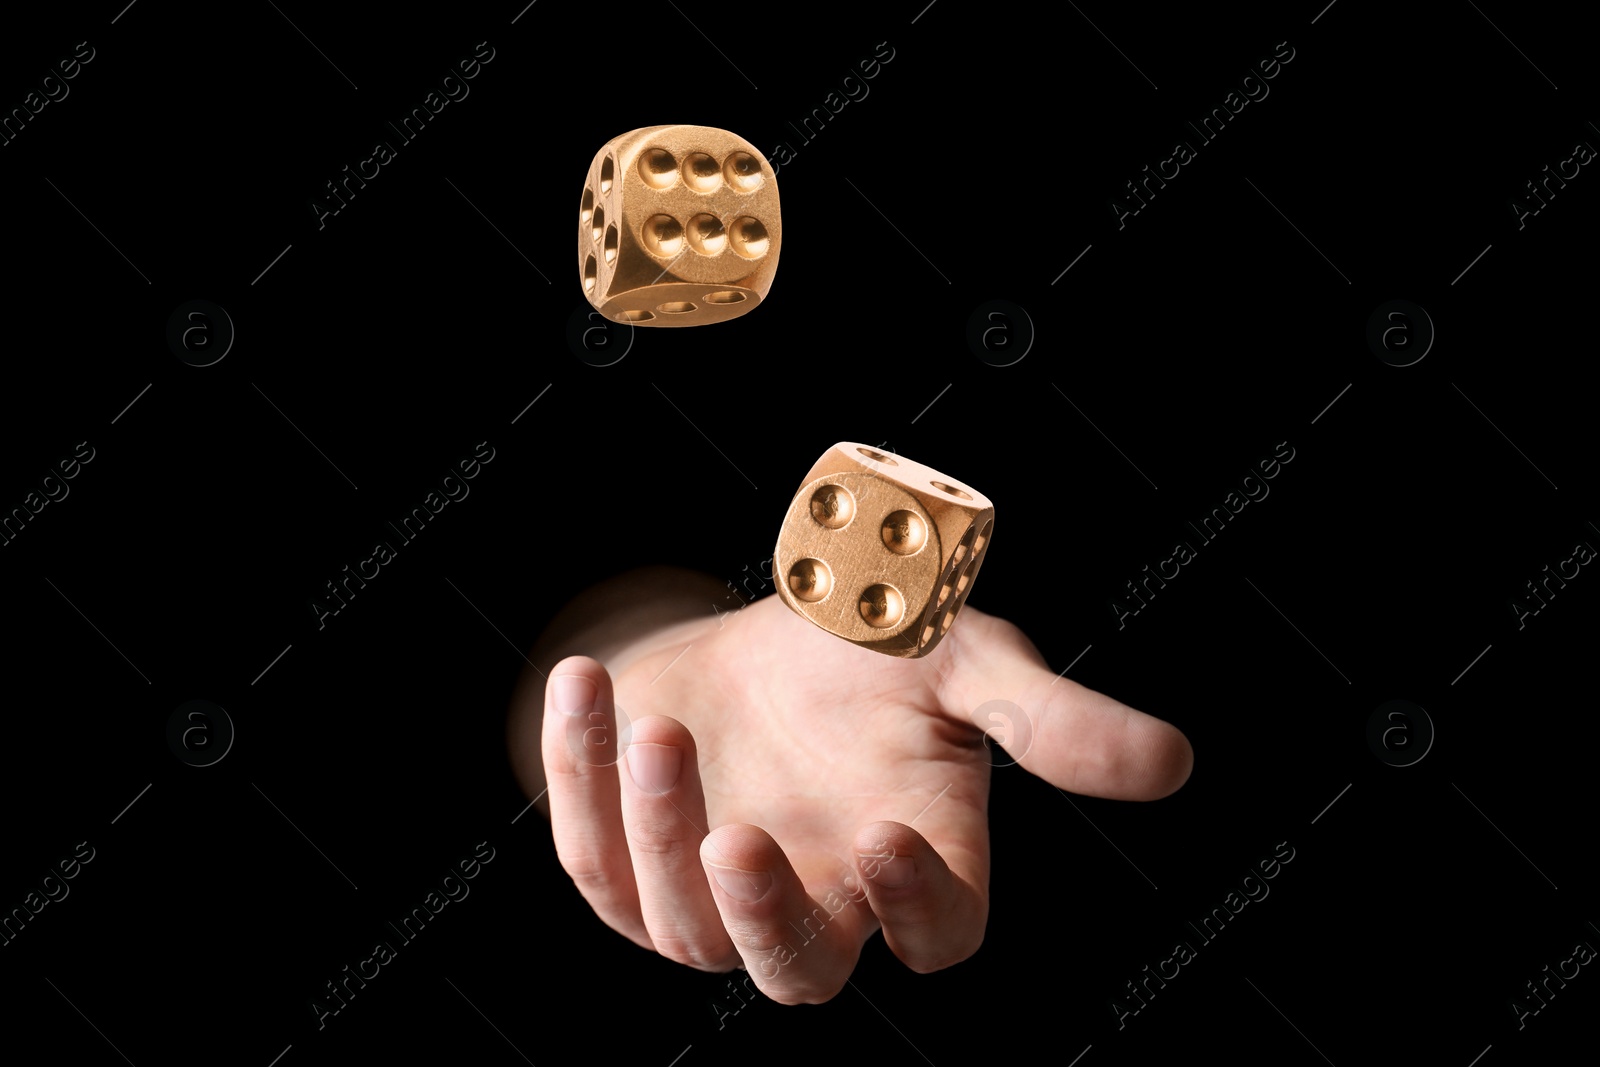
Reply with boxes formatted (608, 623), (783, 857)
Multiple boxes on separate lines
(518, 579), (1191, 1004)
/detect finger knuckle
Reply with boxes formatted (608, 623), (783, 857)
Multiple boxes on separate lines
(626, 825), (693, 858)
(906, 953), (959, 975)
(905, 928), (985, 974)
(654, 934), (737, 972)
(763, 977), (847, 1005)
(558, 849), (620, 891)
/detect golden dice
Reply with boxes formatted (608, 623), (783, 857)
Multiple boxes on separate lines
(774, 444), (994, 658)
(577, 125), (780, 327)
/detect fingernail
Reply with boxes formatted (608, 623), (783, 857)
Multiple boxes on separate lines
(709, 865), (772, 903)
(860, 852), (915, 888)
(552, 675), (596, 718)
(627, 743), (681, 794)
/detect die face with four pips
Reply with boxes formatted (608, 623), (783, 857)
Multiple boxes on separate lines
(773, 444), (995, 658)
(578, 125), (780, 327)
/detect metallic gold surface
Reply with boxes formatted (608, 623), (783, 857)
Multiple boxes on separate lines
(578, 125), (780, 327)
(774, 443), (995, 658)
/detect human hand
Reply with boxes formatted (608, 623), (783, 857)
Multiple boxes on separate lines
(508, 568), (1192, 1003)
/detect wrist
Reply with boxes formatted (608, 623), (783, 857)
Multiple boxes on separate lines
(529, 565), (730, 674)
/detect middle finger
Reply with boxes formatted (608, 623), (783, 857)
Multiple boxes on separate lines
(619, 714), (740, 971)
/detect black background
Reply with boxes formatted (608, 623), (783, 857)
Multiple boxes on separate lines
(2, 2), (1594, 1064)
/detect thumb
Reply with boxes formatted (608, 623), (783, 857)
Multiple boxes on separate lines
(936, 609), (1193, 800)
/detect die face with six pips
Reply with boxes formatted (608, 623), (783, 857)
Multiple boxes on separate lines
(578, 125), (780, 327)
(774, 444), (995, 658)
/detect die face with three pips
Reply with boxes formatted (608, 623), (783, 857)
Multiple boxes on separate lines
(578, 125), (780, 327)
(774, 444), (995, 658)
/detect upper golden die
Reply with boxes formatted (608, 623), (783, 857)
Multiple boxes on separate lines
(773, 444), (995, 658)
(578, 125), (780, 327)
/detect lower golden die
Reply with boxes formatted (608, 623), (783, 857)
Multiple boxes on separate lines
(774, 444), (994, 658)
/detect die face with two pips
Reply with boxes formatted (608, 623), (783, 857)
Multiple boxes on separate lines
(578, 125), (780, 327)
(774, 444), (995, 658)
